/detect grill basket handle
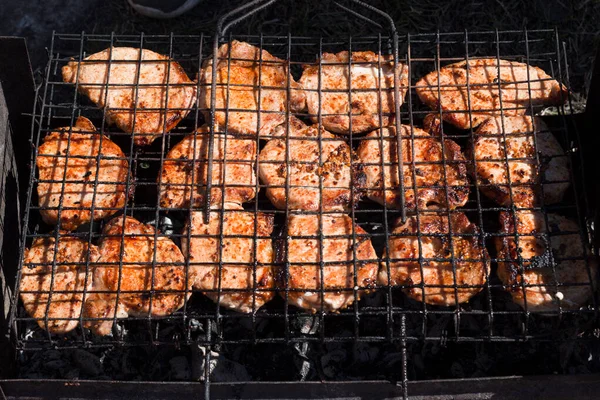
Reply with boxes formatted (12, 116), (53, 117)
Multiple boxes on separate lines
(217, 0), (398, 36)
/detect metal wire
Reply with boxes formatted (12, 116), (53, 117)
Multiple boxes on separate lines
(5, 26), (599, 400)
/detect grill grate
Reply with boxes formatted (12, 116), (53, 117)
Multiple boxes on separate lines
(5, 0), (599, 398)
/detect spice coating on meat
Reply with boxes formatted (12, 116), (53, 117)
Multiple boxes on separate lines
(379, 212), (490, 306)
(357, 126), (469, 211)
(496, 211), (597, 311)
(416, 58), (567, 130)
(470, 115), (569, 207)
(159, 124), (257, 209)
(180, 203), (275, 313)
(62, 47), (196, 146)
(280, 213), (378, 312)
(20, 235), (100, 334)
(84, 216), (191, 335)
(37, 116), (129, 231)
(299, 51), (408, 135)
(259, 123), (363, 211)
(200, 41), (305, 138)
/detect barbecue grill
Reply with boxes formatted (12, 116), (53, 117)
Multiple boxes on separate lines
(1, 0), (599, 398)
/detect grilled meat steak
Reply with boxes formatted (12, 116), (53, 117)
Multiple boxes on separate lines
(200, 41), (305, 138)
(20, 235), (100, 334)
(470, 115), (569, 207)
(84, 216), (190, 335)
(37, 116), (129, 231)
(62, 47), (196, 146)
(159, 124), (257, 209)
(259, 123), (363, 211)
(379, 212), (490, 306)
(357, 126), (469, 211)
(180, 203), (275, 313)
(416, 58), (567, 130)
(299, 51), (409, 135)
(281, 213), (378, 312)
(496, 211), (597, 311)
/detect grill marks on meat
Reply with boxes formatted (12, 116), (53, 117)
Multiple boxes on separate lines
(379, 212), (490, 306)
(259, 123), (363, 211)
(20, 235), (100, 334)
(181, 203), (275, 313)
(357, 126), (469, 211)
(159, 124), (257, 209)
(200, 41), (305, 137)
(496, 211), (597, 311)
(470, 115), (569, 207)
(84, 216), (190, 335)
(299, 51), (409, 134)
(37, 117), (129, 231)
(280, 213), (378, 312)
(416, 59), (568, 130)
(62, 47), (196, 146)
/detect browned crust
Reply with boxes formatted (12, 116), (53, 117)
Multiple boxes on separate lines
(300, 50), (409, 135)
(20, 235), (100, 334)
(200, 41), (305, 137)
(37, 116), (129, 231)
(357, 126), (469, 211)
(159, 124), (257, 209)
(495, 211), (597, 311)
(180, 205), (275, 313)
(97, 216), (189, 317)
(62, 47), (196, 146)
(259, 123), (364, 211)
(415, 58), (568, 130)
(380, 212), (490, 306)
(278, 213), (379, 312)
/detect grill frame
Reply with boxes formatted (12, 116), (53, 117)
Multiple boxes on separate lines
(1, 0), (599, 398)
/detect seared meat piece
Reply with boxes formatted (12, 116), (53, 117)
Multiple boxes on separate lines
(299, 51), (409, 135)
(416, 59), (567, 130)
(379, 212), (490, 306)
(180, 203), (275, 313)
(84, 216), (190, 335)
(82, 293), (128, 337)
(496, 211), (597, 311)
(268, 115), (308, 138)
(20, 235), (100, 334)
(199, 41), (305, 137)
(470, 115), (569, 207)
(37, 116), (129, 231)
(281, 213), (378, 312)
(357, 126), (469, 211)
(159, 124), (257, 209)
(259, 123), (363, 211)
(62, 47), (196, 146)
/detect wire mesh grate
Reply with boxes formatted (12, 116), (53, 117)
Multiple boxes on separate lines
(6, 25), (599, 400)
